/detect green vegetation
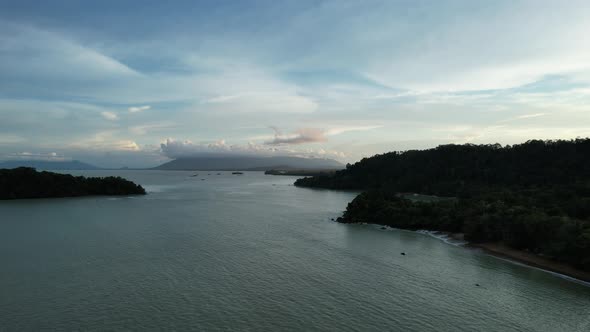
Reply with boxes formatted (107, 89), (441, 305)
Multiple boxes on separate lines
(295, 139), (590, 271)
(295, 139), (590, 194)
(0, 167), (146, 200)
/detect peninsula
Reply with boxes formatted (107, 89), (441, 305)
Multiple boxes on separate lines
(0, 167), (146, 200)
(295, 139), (590, 279)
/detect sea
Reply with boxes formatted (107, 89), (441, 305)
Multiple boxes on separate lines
(1, 171), (589, 331)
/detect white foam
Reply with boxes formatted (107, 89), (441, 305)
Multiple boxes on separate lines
(415, 230), (467, 247)
(371, 224), (589, 287)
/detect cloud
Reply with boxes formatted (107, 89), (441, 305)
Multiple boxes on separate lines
(112, 140), (140, 151)
(0, 134), (25, 144)
(70, 139), (140, 152)
(160, 138), (247, 158)
(159, 138), (346, 160)
(286, 1), (590, 92)
(324, 125), (383, 136)
(266, 128), (326, 145)
(0, 22), (140, 82)
(3, 151), (70, 161)
(101, 111), (118, 120)
(195, 68), (319, 114)
(515, 113), (546, 120)
(65, 130), (141, 152)
(203, 93), (317, 114)
(4, 3), (590, 168)
(129, 123), (175, 135)
(128, 105), (151, 113)
(266, 125), (382, 145)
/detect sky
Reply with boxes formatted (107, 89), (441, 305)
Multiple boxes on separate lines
(1, 0), (590, 168)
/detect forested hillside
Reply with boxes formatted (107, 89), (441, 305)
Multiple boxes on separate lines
(295, 139), (590, 271)
(295, 139), (590, 196)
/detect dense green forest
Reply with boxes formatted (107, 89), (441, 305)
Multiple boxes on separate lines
(295, 139), (590, 271)
(0, 167), (146, 199)
(295, 139), (590, 194)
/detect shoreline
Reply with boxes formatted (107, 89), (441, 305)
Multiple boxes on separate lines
(380, 227), (590, 284)
(468, 242), (590, 283)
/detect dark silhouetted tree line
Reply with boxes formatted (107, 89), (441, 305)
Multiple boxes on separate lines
(295, 139), (590, 271)
(295, 139), (590, 194)
(0, 167), (146, 200)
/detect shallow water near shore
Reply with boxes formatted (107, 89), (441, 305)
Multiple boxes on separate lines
(1, 171), (589, 331)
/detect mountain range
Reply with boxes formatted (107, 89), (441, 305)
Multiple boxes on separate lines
(0, 155), (344, 171)
(153, 155), (344, 171)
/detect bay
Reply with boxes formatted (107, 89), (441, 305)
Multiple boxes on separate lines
(1, 171), (589, 331)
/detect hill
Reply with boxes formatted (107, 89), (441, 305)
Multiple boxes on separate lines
(154, 155), (344, 171)
(0, 160), (100, 170)
(295, 139), (590, 195)
(0, 167), (146, 200)
(295, 139), (590, 273)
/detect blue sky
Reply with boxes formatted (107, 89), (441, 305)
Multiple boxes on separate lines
(1, 0), (590, 167)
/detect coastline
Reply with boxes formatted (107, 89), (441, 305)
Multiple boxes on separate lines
(468, 242), (590, 283)
(398, 228), (590, 284)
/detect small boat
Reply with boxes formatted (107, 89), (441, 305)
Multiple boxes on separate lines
(232, 172), (244, 175)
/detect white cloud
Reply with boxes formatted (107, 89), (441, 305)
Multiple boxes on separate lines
(101, 111), (118, 121)
(202, 93), (317, 114)
(195, 68), (318, 114)
(4, 3), (590, 168)
(159, 138), (346, 160)
(70, 139), (140, 152)
(266, 128), (326, 145)
(324, 125), (383, 136)
(3, 151), (70, 161)
(129, 123), (175, 135)
(63, 130), (141, 152)
(128, 105), (151, 113)
(272, 1), (590, 92)
(114, 140), (140, 151)
(0, 22), (140, 82)
(160, 138), (245, 158)
(515, 113), (546, 120)
(266, 125), (382, 145)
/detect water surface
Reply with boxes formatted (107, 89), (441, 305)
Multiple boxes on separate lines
(1, 171), (589, 331)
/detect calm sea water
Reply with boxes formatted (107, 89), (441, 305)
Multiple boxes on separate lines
(1, 171), (589, 331)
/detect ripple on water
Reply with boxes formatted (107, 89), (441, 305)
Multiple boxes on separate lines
(1, 171), (589, 331)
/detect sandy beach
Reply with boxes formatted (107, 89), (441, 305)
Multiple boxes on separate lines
(470, 242), (590, 283)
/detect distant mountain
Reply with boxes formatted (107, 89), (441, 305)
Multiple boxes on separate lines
(0, 160), (100, 170)
(154, 155), (344, 171)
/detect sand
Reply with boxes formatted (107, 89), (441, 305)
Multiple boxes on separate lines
(470, 242), (590, 283)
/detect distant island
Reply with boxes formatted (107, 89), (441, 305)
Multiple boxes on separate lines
(265, 169), (338, 177)
(153, 155), (344, 171)
(0, 155), (345, 173)
(0, 160), (100, 170)
(295, 139), (590, 279)
(0, 167), (146, 200)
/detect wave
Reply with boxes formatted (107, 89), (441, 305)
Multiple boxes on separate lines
(415, 230), (468, 247)
(367, 224), (590, 286)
